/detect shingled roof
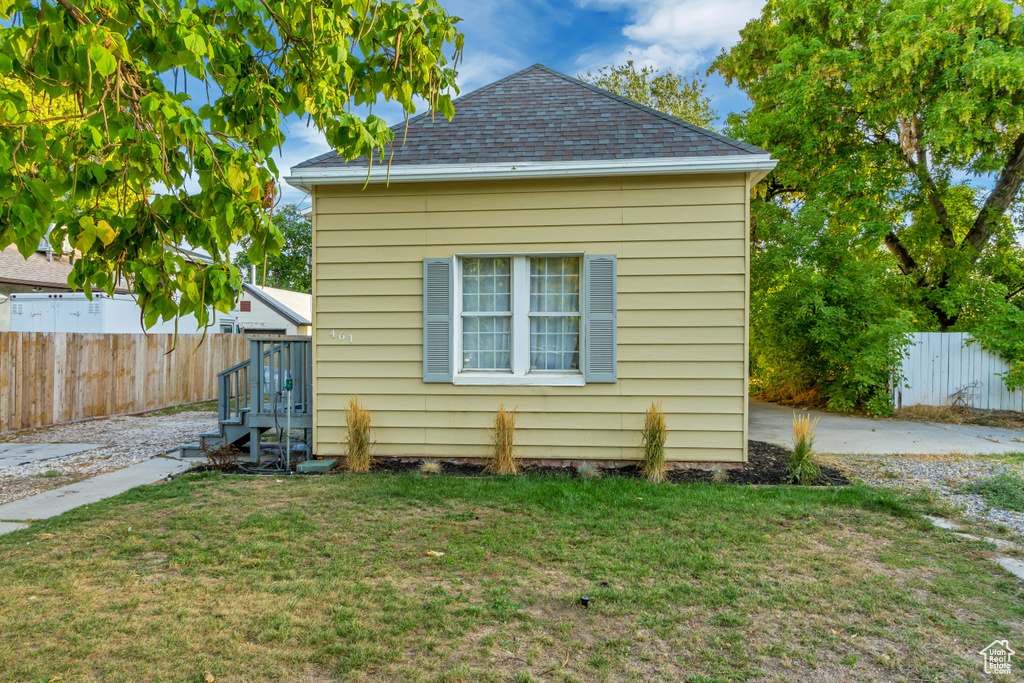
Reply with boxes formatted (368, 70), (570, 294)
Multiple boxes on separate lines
(295, 64), (765, 173)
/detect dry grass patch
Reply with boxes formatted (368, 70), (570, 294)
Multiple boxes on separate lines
(894, 403), (1024, 431)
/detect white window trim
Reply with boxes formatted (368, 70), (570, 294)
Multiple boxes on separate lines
(453, 253), (586, 387)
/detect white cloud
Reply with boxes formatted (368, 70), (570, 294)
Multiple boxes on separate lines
(453, 51), (521, 94)
(575, 0), (764, 72)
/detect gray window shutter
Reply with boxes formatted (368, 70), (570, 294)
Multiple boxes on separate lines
(584, 254), (617, 383)
(423, 258), (454, 382)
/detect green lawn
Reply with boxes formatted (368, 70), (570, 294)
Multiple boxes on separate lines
(0, 472), (1020, 682)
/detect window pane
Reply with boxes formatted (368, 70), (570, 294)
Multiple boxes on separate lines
(463, 257), (511, 313)
(463, 316), (512, 370)
(530, 257), (579, 313)
(530, 316), (580, 371)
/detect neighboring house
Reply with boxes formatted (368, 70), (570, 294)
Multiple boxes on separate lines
(7, 292), (230, 334)
(233, 283), (312, 336)
(285, 64), (776, 464)
(0, 242), (128, 298)
(1, 242), (231, 334)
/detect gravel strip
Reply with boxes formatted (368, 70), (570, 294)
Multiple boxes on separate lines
(0, 412), (215, 506)
(823, 453), (1024, 537)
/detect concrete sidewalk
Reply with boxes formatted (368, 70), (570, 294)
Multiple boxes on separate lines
(0, 456), (191, 525)
(750, 399), (1024, 455)
(0, 443), (105, 468)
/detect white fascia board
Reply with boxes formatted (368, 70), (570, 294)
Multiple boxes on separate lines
(284, 155), (778, 191)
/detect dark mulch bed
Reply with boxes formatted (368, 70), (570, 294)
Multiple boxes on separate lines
(370, 440), (847, 486)
(206, 440), (848, 486)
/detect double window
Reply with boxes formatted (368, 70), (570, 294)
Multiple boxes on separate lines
(457, 255), (582, 384)
(422, 253), (616, 386)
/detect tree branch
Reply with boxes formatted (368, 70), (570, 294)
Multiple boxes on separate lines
(894, 118), (956, 249)
(964, 133), (1024, 259)
(52, 0), (88, 26)
(883, 231), (919, 276)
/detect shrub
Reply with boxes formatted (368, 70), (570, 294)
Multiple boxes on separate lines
(486, 404), (518, 475)
(344, 396), (372, 472)
(203, 443), (243, 471)
(749, 220), (911, 416)
(640, 401), (667, 483)
(959, 473), (1024, 512)
(787, 412), (821, 485)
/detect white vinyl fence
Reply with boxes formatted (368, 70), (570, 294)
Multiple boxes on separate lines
(893, 332), (1023, 411)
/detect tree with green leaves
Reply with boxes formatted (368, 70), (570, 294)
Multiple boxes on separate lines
(0, 0), (463, 329)
(714, 0), (1024, 410)
(234, 204), (311, 292)
(580, 59), (716, 129)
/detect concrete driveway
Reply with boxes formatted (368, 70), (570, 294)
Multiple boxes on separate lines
(750, 399), (1024, 455)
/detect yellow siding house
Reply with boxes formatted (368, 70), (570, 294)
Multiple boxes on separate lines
(286, 65), (776, 465)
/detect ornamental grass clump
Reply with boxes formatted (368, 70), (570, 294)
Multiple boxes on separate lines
(788, 412), (821, 485)
(640, 401), (667, 483)
(487, 403), (518, 475)
(345, 396), (372, 472)
(419, 459), (443, 475)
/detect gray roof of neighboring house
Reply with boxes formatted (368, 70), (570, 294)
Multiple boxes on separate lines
(0, 245), (130, 294)
(242, 283), (311, 326)
(294, 63), (766, 171)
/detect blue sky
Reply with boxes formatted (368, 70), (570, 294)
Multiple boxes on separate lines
(276, 0), (766, 206)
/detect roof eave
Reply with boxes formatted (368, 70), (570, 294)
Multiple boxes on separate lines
(241, 283), (311, 326)
(285, 155), (778, 192)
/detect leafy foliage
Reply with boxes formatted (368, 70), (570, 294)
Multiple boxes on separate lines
(580, 59), (716, 129)
(715, 0), (1024, 410)
(233, 204), (311, 292)
(749, 202), (912, 415)
(0, 0), (463, 329)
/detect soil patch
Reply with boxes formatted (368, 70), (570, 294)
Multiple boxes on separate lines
(205, 440), (848, 486)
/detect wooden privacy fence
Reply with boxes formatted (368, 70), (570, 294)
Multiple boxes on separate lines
(0, 332), (249, 434)
(893, 332), (1024, 412)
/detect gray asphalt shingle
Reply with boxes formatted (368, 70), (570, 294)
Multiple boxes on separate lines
(294, 64), (766, 170)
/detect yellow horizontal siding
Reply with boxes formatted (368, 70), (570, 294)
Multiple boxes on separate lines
(312, 174), (750, 462)
(315, 290), (744, 314)
(314, 274), (746, 297)
(314, 343), (745, 363)
(315, 239), (746, 263)
(317, 223), (746, 247)
(317, 185), (743, 215)
(314, 425), (745, 450)
(313, 393), (744, 414)
(312, 442), (743, 462)
(312, 360), (743, 380)
(315, 174), (744, 201)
